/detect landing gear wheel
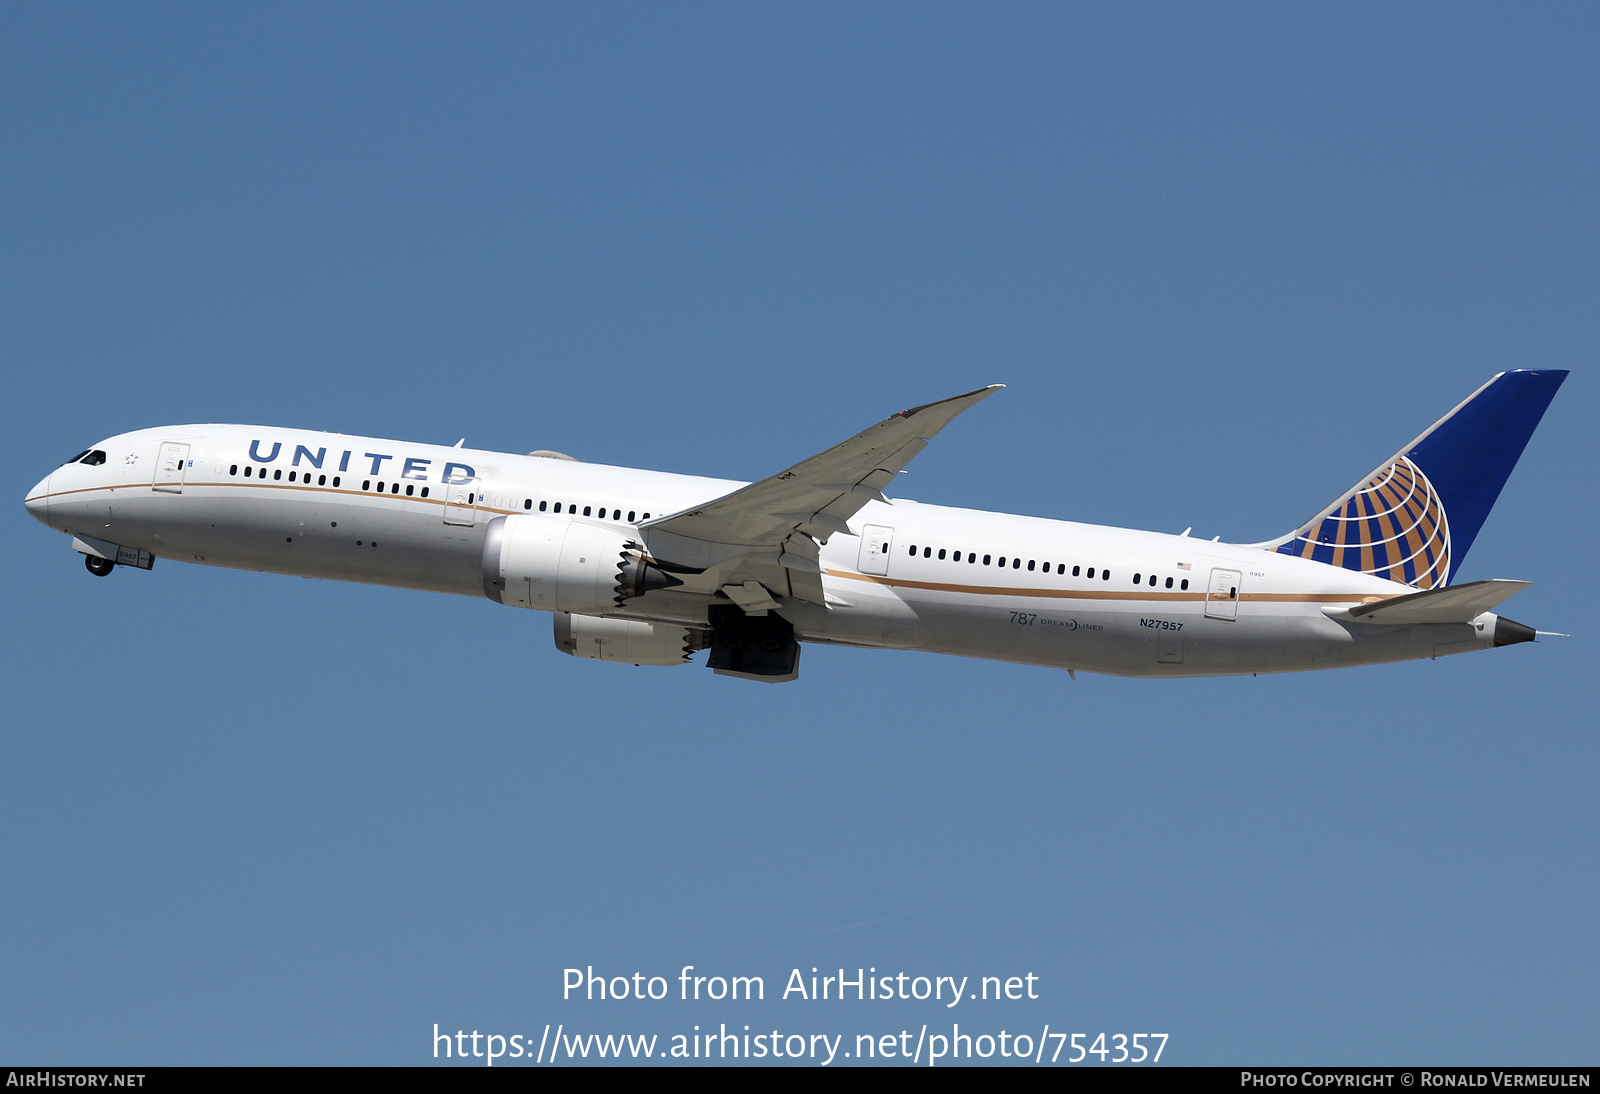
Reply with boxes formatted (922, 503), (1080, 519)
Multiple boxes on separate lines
(84, 555), (115, 577)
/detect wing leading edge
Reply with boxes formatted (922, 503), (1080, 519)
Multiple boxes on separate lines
(639, 385), (1002, 604)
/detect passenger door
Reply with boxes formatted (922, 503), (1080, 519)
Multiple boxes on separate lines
(152, 442), (189, 494)
(1205, 567), (1242, 621)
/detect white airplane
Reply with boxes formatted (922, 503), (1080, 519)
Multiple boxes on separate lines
(25, 370), (1565, 683)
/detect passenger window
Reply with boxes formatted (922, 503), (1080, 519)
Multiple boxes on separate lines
(540, 501), (548, 512)
(1027, 560), (1035, 571)
(908, 546), (917, 556)
(642, 513), (650, 520)
(1012, 558), (1021, 569)
(937, 549), (946, 560)
(983, 554), (991, 565)
(998, 557), (1006, 567)
(273, 469), (282, 480)
(1086, 567), (1094, 578)
(629, 511), (636, 523)
(524, 499), (531, 510)
(1165, 576), (1173, 588)
(553, 502), (562, 513)
(405, 484), (414, 496)
(318, 474), (326, 485)
(923, 547), (931, 558)
(1103, 571), (1111, 581)
(1149, 574), (1157, 586)
(230, 465), (238, 476)
(1072, 565), (1079, 576)
(1134, 573), (1142, 583)
(419, 486), (426, 497)
(969, 552), (977, 563)
(244, 466), (253, 478)
(332, 477), (341, 487)
(1057, 564), (1065, 575)
(377, 481), (385, 492)
(1181, 579), (1189, 590)
(582, 505), (591, 516)
(288, 471), (296, 482)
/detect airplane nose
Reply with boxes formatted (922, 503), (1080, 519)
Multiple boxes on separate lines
(24, 473), (51, 525)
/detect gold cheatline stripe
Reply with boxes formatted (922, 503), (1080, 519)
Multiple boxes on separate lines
(826, 569), (1382, 605)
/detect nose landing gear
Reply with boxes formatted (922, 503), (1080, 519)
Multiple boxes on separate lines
(85, 555), (115, 577)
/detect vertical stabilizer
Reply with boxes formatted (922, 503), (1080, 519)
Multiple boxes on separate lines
(1262, 370), (1567, 586)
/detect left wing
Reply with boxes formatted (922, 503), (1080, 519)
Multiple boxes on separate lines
(638, 385), (1001, 604)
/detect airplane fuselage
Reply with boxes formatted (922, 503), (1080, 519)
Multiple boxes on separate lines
(25, 423), (1510, 678)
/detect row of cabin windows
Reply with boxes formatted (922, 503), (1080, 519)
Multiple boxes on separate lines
(904, 546), (1193, 591)
(228, 467), (655, 521)
(362, 480), (427, 497)
(907, 544), (1112, 580)
(231, 464), (342, 488)
(523, 500), (651, 522)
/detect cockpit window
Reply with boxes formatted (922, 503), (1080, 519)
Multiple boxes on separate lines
(80, 450), (107, 466)
(60, 450), (91, 467)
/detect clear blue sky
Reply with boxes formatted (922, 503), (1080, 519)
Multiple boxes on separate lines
(3, 3), (1595, 1066)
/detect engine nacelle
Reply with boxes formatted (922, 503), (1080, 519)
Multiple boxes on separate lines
(481, 515), (683, 614)
(554, 612), (702, 666)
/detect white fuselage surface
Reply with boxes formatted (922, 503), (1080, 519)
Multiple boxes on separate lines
(25, 421), (1521, 680)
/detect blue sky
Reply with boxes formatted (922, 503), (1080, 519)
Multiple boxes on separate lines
(2, 3), (1595, 1065)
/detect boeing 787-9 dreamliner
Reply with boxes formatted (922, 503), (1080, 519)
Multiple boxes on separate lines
(25, 371), (1565, 682)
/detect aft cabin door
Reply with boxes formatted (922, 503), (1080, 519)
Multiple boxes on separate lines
(443, 478), (479, 526)
(152, 443), (189, 493)
(858, 524), (894, 576)
(1205, 568), (1242, 621)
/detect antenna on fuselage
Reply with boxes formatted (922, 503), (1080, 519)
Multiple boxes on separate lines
(453, 439), (465, 448)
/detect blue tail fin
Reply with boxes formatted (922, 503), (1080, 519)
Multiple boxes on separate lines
(1264, 370), (1567, 587)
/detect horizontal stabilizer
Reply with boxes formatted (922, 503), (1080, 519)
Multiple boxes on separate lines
(1327, 578), (1531, 625)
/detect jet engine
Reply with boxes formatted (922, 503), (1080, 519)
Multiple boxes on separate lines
(553, 612), (705, 666)
(481, 515), (681, 614)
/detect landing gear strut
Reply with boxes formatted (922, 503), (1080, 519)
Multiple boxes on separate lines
(85, 555), (115, 577)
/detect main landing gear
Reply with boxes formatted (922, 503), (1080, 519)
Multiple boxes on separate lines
(707, 604), (802, 683)
(84, 555), (115, 577)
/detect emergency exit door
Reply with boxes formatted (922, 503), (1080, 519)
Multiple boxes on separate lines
(858, 524), (894, 576)
(152, 443), (189, 493)
(443, 478), (479, 526)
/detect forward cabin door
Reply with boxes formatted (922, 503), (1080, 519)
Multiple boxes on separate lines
(152, 442), (190, 493)
(858, 524), (894, 576)
(1205, 567), (1242, 621)
(443, 478), (479, 526)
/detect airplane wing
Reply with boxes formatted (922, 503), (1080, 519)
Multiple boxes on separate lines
(638, 385), (1002, 604)
(1328, 578), (1532, 624)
